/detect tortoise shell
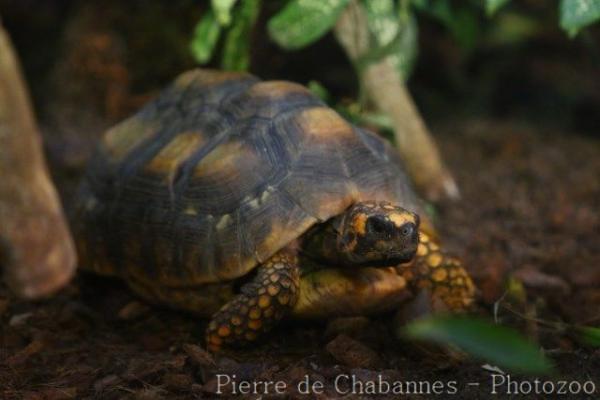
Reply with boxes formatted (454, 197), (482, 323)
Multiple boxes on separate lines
(76, 69), (426, 286)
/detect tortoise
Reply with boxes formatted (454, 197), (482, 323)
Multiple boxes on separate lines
(75, 69), (475, 351)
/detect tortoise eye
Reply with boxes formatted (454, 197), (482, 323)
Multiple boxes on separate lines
(400, 223), (415, 237)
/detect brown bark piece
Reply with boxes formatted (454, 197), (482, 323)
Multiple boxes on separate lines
(0, 20), (76, 298)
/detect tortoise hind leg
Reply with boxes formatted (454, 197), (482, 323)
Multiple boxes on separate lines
(124, 274), (233, 315)
(206, 250), (300, 351)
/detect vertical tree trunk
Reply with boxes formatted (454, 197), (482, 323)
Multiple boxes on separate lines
(0, 19), (76, 298)
(334, 0), (459, 201)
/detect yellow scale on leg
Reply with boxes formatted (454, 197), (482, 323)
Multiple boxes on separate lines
(206, 251), (300, 351)
(401, 231), (475, 312)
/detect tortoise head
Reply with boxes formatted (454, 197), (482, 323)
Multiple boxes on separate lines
(336, 201), (420, 267)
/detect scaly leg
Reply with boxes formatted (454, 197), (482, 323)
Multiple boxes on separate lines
(399, 231), (475, 313)
(206, 250), (300, 351)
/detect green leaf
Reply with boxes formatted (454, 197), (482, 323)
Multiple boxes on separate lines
(403, 316), (554, 374)
(268, 0), (351, 50)
(363, 0), (418, 81)
(486, 12), (541, 46)
(411, 0), (428, 10)
(212, 0), (238, 26)
(560, 0), (600, 37)
(190, 10), (221, 64)
(418, 0), (453, 26)
(448, 7), (479, 49)
(411, 0), (479, 49)
(221, 0), (261, 71)
(307, 80), (331, 103)
(578, 326), (600, 346)
(485, 0), (511, 16)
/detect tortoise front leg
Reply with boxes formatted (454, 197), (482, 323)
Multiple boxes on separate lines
(206, 250), (300, 351)
(399, 231), (475, 313)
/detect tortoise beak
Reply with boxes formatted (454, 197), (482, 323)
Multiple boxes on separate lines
(393, 246), (417, 264)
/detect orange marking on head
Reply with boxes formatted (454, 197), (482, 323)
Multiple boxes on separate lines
(389, 212), (415, 227)
(231, 316), (242, 326)
(353, 213), (368, 236)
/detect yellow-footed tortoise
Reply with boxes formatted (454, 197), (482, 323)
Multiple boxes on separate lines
(75, 69), (475, 351)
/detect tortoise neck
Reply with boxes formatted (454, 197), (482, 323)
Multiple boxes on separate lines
(300, 216), (345, 266)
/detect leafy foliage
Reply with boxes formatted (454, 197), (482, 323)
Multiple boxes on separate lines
(190, 1), (261, 70)
(578, 326), (600, 346)
(485, 0), (511, 16)
(412, 0), (479, 49)
(363, 0), (418, 80)
(191, 0), (600, 70)
(403, 316), (554, 374)
(560, 0), (600, 37)
(307, 80), (331, 103)
(222, 0), (261, 71)
(212, 0), (238, 26)
(190, 9), (221, 64)
(267, 0), (351, 50)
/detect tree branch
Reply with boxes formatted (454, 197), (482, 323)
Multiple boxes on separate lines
(334, 0), (459, 201)
(0, 19), (76, 298)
